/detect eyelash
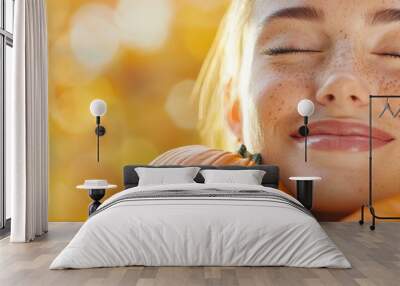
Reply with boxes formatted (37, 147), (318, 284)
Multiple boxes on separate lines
(263, 49), (400, 59)
(262, 47), (321, 56)
(374, 52), (400, 58)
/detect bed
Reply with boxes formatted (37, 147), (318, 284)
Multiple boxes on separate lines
(50, 165), (350, 269)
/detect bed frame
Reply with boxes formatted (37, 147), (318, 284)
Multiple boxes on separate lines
(123, 165), (280, 189)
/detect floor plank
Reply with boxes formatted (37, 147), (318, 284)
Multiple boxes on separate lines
(0, 222), (399, 286)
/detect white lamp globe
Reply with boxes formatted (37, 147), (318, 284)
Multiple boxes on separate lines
(297, 99), (315, 117)
(90, 99), (107, 117)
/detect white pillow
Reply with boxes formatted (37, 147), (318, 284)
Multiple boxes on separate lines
(200, 169), (266, 185)
(135, 167), (200, 186)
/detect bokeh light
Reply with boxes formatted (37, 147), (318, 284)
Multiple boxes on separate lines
(70, 4), (120, 71)
(114, 0), (173, 51)
(50, 35), (94, 86)
(165, 80), (197, 130)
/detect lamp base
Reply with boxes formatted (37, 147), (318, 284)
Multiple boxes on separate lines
(95, 125), (106, 136)
(298, 125), (309, 137)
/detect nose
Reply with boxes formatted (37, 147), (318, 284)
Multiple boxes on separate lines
(316, 74), (369, 110)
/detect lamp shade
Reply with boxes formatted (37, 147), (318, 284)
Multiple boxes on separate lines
(90, 99), (107, 117)
(297, 99), (315, 117)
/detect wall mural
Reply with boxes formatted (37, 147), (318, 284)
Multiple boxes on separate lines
(48, 0), (400, 222)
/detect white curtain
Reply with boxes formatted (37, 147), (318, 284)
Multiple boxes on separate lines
(7, 0), (49, 242)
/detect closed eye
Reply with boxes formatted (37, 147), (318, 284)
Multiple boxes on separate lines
(373, 52), (400, 58)
(262, 47), (322, 56)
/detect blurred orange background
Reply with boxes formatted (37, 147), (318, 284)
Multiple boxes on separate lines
(47, 0), (229, 221)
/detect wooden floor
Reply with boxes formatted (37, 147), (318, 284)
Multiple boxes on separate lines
(0, 222), (399, 286)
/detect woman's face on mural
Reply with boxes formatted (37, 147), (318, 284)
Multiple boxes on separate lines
(235, 0), (400, 219)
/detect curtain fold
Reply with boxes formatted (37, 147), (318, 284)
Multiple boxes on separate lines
(8, 0), (49, 242)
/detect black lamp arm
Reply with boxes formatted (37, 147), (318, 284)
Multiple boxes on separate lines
(94, 116), (106, 162)
(297, 116), (310, 162)
(304, 116), (308, 126)
(298, 117), (309, 137)
(94, 116), (106, 136)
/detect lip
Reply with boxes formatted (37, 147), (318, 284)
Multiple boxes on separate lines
(290, 120), (395, 152)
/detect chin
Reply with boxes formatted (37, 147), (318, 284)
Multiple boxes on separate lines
(308, 151), (369, 170)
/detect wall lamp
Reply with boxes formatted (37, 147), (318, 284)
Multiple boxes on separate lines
(297, 99), (315, 162)
(90, 99), (107, 162)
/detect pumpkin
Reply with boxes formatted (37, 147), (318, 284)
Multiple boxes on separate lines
(150, 144), (289, 193)
(150, 144), (261, 166)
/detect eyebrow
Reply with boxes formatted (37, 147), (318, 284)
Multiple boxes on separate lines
(370, 9), (400, 25)
(263, 6), (324, 24)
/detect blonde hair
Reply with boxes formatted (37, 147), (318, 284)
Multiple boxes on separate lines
(193, 0), (255, 150)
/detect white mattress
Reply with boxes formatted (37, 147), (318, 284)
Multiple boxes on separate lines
(50, 183), (350, 269)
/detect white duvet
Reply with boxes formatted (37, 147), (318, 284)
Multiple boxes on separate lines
(50, 183), (350, 269)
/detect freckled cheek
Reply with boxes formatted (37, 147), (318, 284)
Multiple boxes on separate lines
(378, 77), (400, 94)
(358, 63), (400, 93)
(248, 69), (315, 134)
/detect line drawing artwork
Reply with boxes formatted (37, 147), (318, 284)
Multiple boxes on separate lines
(378, 98), (400, 118)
